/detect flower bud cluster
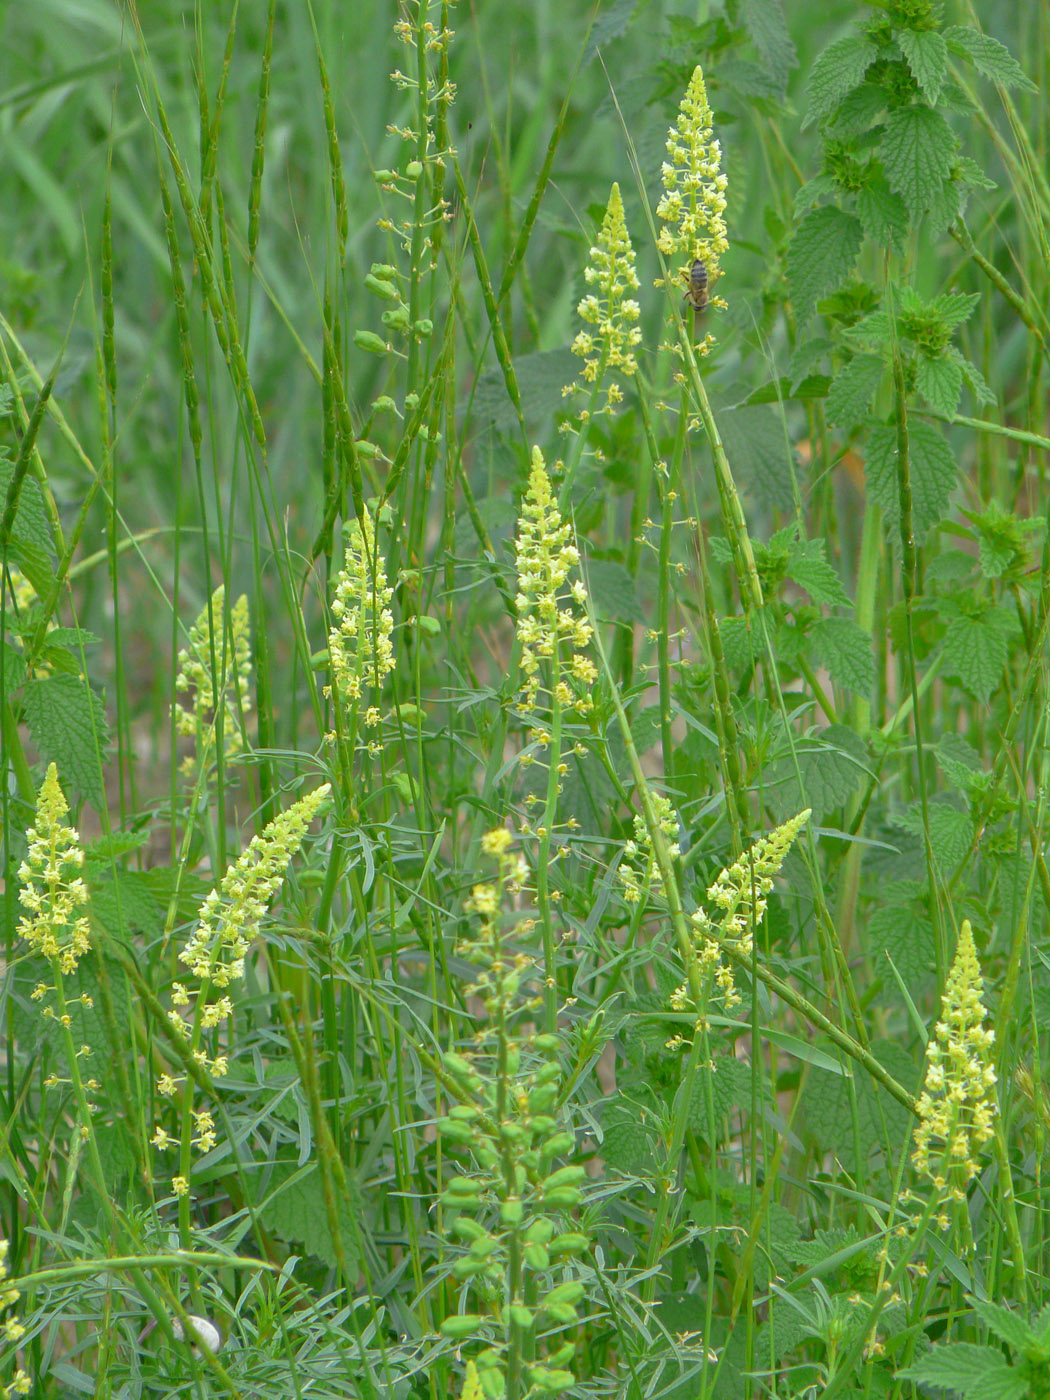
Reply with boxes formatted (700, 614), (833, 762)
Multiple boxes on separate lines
(618, 794), (680, 906)
(670, 811), (810, 1025)
(514, 446), (596, 734)
(656, 64), (728, 355)
(437, 829), (589, 1397)
(912, 920), (998, 1209)
(565, 182), (642, 418)
(327, 507), (396, 747)
(173, 587), (252, 777)
(17, 764), (91, 1000)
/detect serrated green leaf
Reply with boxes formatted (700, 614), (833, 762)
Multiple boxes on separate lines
(2, 641), (26, 691)
(940, 607), (1012, 702)
(689, 1057), (753, 1141)
(786, 206), (864, 326)
(865, 420), (957, 541)
(471, 348), (577, 433)
(969, 1299), (1036, 1356)
(952, 348), (996, 407)
(932, 291), (981, 329)
(719, 615), (762, 671)
(926, 172), (961, 234)
(899, 1342), (1028, 1400)
(601, 1105), (659, 1176)
(812, 617), (874, 695)
(22, 674), (109, 811)
(898, 799), (975, 874)
(868, 905), (936, 988)
(935, 732), (983, 792)
(944, 26), (1036, 91)
(880, 104), (956, 220)
(827, 354), (885, 430)
(786, 536), (850, 606)
(739, 0), (796, 91)
(916, 353), (963, 417)
(898, 28), (948, 103)
(584, 558), (645, 624)
(583, 0), (637, 66)
(0, 457), (54, 559)
(854, 178), (909, 252)
(806, 36), (878, 121)
(767, 723), (869, 822)
(715, 405), (796, 511)
(258, 1161), (362, 1273)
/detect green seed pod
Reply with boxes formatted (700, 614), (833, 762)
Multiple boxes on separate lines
(438, 1118), (475, 1145)
(548, 1342), (575, 1367)
(354, 330), (388, 355)
(364, 273), (401, 302)
(355, 440), (381, 459)
(413, 318), (434, 338)
(541, 1133), (575, 1158)
(480, 1370), (504, 1399)
(452, 1217), (488, 1242)
(452, 1257), (490, 1281)
(529, 1115), (558, 1137)
(382, 306), (411, 332)
(549, 1232), (589, 1258)
(543, 1302), (578, 1326)
(542, 1187), (583, 1209)
(439, 1314), (486, 1340)
(527, 1085), (558, 1113)
(523, 1218), (554, 1246)
(533, 1034), (560, 1053)
(507, 1304), (534, 1329)
(372, 395), (397, 413)
(370, 263), (398, 279)
(500, 1198), (524, 1226)
(373, 170), (396, 182)
(448, 1105), (481, 1122)
(444, 1176), (484, 1198)
(523, 1243), (550, 1270)
(406, 160), (423, 179)
(443, 1052), (476, 1079)
(530, 1366), (575, 1391)
(476, 1349), (501, 1370)
(500, 1122), (526, 1144)
(545, 1165), (586, 1190)
(468, 1235), (498, 1261)
(545, 1280), (585, 1309)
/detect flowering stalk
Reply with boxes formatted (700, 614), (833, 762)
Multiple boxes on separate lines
(326, 506), (396, 768)
(911, 920), (997, 1237)
(173, 586), (252, 779)
(513, 446), (595, 1029)
(437, 829), (590, 1400)
(152, 784), (330, 1220)
(0, 1241), (30, 1396)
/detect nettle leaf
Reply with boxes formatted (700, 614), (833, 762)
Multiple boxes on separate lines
(259, 1161), (363, 1273)
(2, 641), (26, 692)
(827, 354), (885, 430)
(716, 404), (796, 512)
(865, 420), (957, 542)
(785, 535), (850, 606)
(22, 673), (109, 811)
(936, 732), (983, 793)
(898, 1342), (1029, 1400)
(585, 559), (646, 624)
(880, 104), (957, 220)
(739, 0), (797, 92)
(720, 614), (763, 671)
(916, 353), (963, 417)
(969, 1298), (1037, 1357)
(898, 798), (975, 875)
(897, 28), (948, 104)
(767, 724), (869, 823)
(945, 26), (1037, 92)
(786, 206), (864, 327)
(806, 36), (879, 122)
(855, 177), (909, 252)
(940, 605), (1015, 702)
(952, 347), (996, 408)
(926, 175), (961, 235)
(868, 905), (936, 989)
(812, 616), (874, 695)
(933, 290), (981, 329)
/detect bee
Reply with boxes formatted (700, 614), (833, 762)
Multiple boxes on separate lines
(684, 257), (709, 316)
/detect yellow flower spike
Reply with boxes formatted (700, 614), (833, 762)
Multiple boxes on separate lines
(656, 64), (729, 352)
(567, 181), (642, 416)
(460, 1360), (483, 1400)
(513, 447), (595, 723)
(17, 764), (91, 983)
(173, 586), (253, 776)
(912, 919), (997, 1194)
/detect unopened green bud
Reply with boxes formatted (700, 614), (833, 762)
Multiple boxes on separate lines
(529, 1115), (557, 1136)
(406, 160), (423, 179)
(545, 1280), (585, 1309)
(507, 1304), (534, 1329)
(523, 1242), (550, 1270)
(534, 1063), (561, 1086)
(534, 1034), (560, 1053)
(438, 1118), (475, 1144)
(528, 1085), (558, 1112)
(444, 1176), (484, 1198)
(448, 1105), (480, 1122)
(452, 1257), (490, 1281)
(546, 1165), (586, 1189)
(480, 1371), (504, 1399)
(541, 1132), (575, 1157)
(443, 1052), (476, 1079)
(548, 1342), (575, 1367)
(452, 1217), (488, 1241)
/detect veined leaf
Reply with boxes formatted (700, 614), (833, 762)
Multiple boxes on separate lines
(806, 36), (878, 121)
(865, 420), (957, 541)
(880, 104), (956, 220)
(898, 1342), (1028, 1400)
(827, 354), (885, 430)
(945, 26), (1036, 91)
(786, 206), (863, 326)
(898, 28), (948, 104)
